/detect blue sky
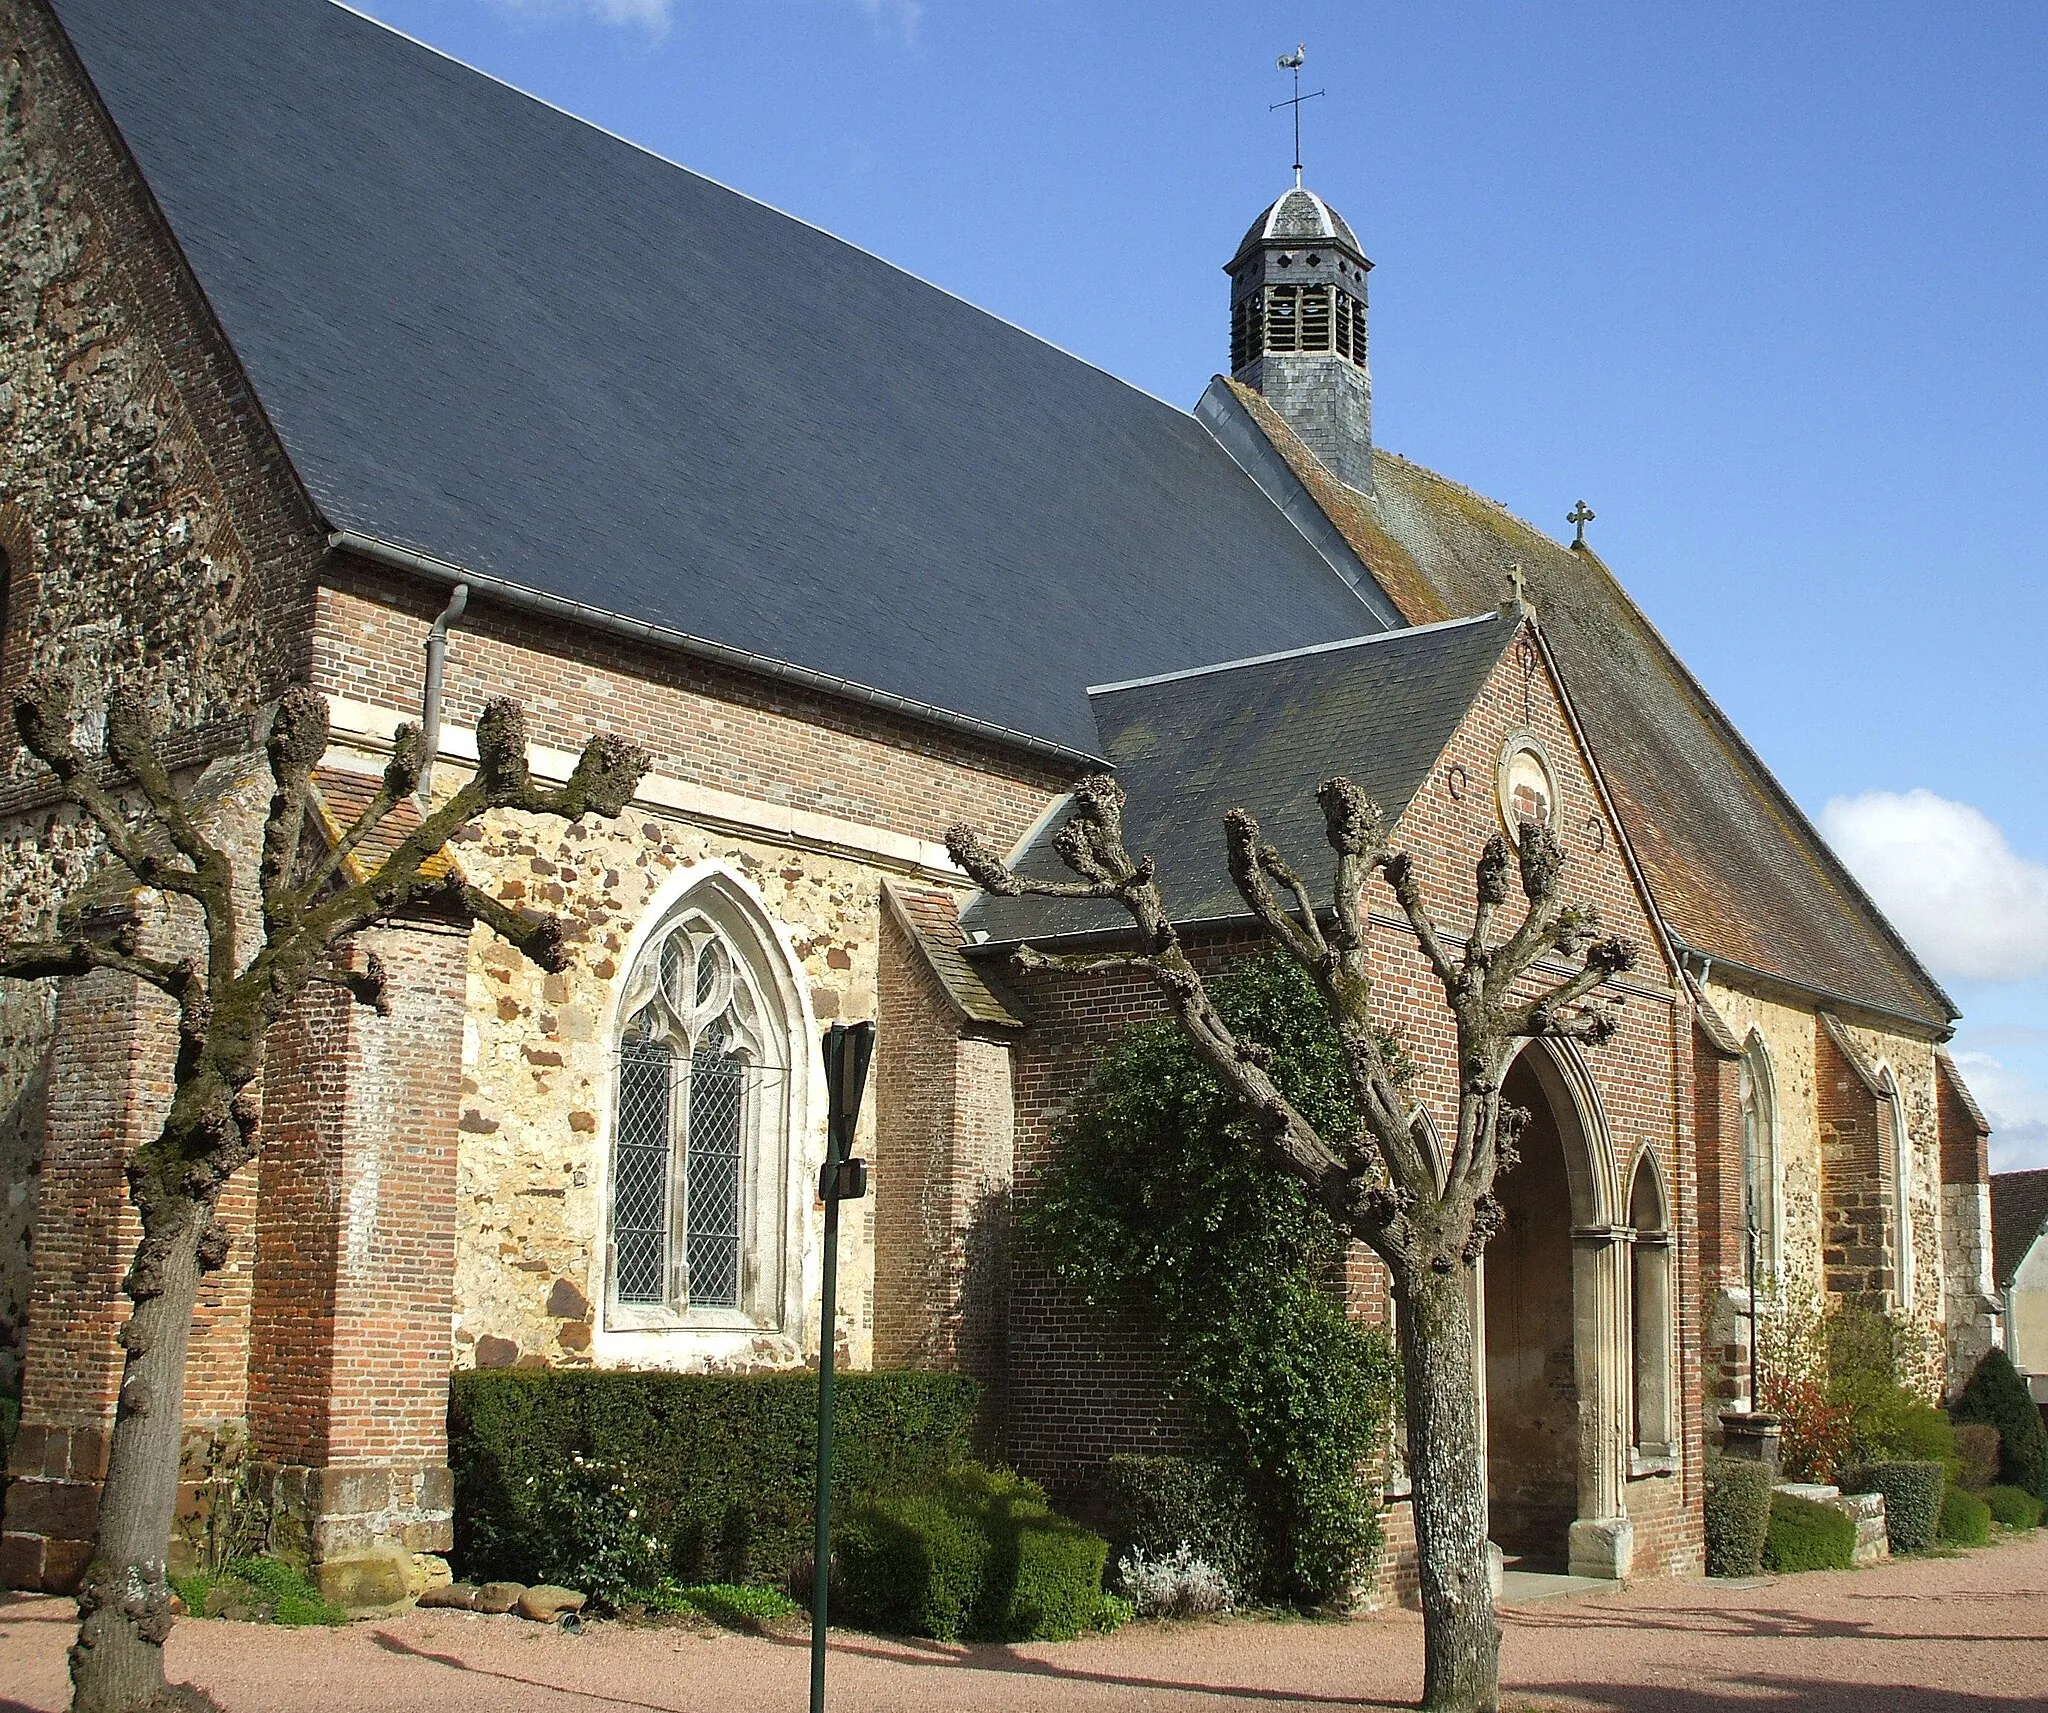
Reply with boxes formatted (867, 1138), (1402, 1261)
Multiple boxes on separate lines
(348, 1), (2048, 1166)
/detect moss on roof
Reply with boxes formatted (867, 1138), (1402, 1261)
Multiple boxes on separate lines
(1230, 389), (1955, 1030)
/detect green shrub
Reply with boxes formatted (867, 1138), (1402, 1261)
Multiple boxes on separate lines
(835, 1464), (1109, 1643)
(1104, 1454), (1262, 1597)
(1024, 953), (1402, 1608)
(1953, 1423), (2003, 1492)
(448, 1369), (977, 1591)
(837, 1489), (990, 1641)
(636, 1580), (802, 1625)
(1939, 1486), (1991, 1546)
(1843, 1460), (1944, 1553)
(534, 1452), (669, 1608)
(1850, 1396), (1956, 1474)
(1983, 1485), (2045, 1529)
(1702, 1455), (1772, 1577)
(1762, 1492), (1856, 1573)
(1953, 1348), (2048, 1502)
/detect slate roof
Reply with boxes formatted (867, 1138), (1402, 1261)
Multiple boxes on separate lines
(1217, 381), (1957, 1030)
(1991, 1169), (2048, 1290)
(964, 612), (1515, 945)
(1233, 187), (1367, 265)
(52, 0), (1384, 762)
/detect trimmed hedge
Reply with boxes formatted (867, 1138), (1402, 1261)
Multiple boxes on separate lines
(1844, 1460), (1944, 1554)
(1703, 1456), (1773, 1578)
(448, 1369), (978, 1589)
(1104, 1454), (1263, 1598)
(836, 1464), (1110, 1642)
(1939, 1485), (1991, 1547)
(1763, 1492), (1856, 1572)
(1953, 1348), (2048, 1502)
(1983, 1484), (2045, 1529)
(1952, 1422), (2002, 1493)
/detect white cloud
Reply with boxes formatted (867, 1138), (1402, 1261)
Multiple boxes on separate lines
(1819, 789), (2048, 984)
(1952, 1050), (2048, 1173)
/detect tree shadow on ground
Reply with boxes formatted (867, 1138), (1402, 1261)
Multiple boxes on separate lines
(1509, 1680), (2042, 1713)
(372, 1621), (1394, 1708)
(1506, 1599), (2048, 1647)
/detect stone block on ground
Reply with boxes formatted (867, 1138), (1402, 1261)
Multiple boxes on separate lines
(416, 1582), (478, 1610)
(313, 1551), (411, 1610)
(517, 1585), (587, 1621)
(408, 1553), (454, 1599)
(471, 1580), (526, 1614)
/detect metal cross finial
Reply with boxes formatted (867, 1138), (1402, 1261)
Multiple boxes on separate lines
(1271, 44), (1324, 187)
(1507, 563), (1527, 605)
(1567, 499), (1596, 549)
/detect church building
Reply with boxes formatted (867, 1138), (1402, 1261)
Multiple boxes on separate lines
(0, 0), (1999, 1604)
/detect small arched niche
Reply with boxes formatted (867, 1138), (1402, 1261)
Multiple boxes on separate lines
(1629, 1152), (1674, 1457)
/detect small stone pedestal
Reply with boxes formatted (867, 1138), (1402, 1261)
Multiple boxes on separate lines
(1718, 1411), (1783, 1481)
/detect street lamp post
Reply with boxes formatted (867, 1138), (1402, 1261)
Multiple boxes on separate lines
(811, 1021), (873, 1713)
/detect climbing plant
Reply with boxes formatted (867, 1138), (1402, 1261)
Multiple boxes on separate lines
(1024, 953), (1402, 1607)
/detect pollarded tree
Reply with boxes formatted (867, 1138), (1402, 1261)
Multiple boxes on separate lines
(0, 675), (648, 1713)
(948, 774), (1636, 1713)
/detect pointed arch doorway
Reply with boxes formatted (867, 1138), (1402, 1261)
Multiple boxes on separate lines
(1478, 1042), (1634, 1578)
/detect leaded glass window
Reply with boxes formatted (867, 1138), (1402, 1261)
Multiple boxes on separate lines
(608, 903), (785, 1319)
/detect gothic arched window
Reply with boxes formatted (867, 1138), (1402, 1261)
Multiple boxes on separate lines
(609, 884), (792, 1325)
(1738, 1033), (1780, 1282)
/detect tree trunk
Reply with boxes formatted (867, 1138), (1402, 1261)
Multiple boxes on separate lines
(1398, 1265), (1499, 1713)
(70, 1199), (220, 1713)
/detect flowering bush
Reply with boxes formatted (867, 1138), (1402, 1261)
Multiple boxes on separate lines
(527, 1453), (668, 1608)
(1755, 1286), (1853, 1481)
(1116, 1543), (1235, 1619)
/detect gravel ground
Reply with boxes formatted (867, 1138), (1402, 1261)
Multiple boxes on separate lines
(5, 1529), (2046, 1712)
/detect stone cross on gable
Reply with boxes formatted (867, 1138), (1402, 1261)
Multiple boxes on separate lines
(1568, 499), (1596, 549)
(1507, 563), (1527, 605)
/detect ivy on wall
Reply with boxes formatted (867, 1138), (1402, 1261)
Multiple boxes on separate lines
(1023, 953), (1401, 1607)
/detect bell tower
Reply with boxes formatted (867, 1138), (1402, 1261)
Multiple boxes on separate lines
(1227, 186), (1375, 494)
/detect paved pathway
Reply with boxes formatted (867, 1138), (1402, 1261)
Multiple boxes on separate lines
(5, 1529), (2046, 1711)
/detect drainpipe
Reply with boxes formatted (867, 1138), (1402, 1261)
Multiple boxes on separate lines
(417, 583), (469, 801)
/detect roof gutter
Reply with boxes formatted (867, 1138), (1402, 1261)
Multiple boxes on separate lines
(324, 530), (1107, 773)
(1674, 941), (1954, 1042)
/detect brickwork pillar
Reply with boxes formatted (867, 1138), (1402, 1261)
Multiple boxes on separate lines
(1817, 1020), (1893, 1309)
(245, 918), (468, 1608)
(1, 954), (258, 1592)
(872, 904), (1015, 1421)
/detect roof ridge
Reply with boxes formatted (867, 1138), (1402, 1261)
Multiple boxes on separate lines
(1087, 609), (1501, 696)
(324, 2), (1191, 420)
(1376, 446), (1954, 1026)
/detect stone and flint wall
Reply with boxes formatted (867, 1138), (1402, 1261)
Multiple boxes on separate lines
(0, 0), (329, 1578)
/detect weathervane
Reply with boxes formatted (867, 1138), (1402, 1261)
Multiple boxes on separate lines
(1271, 44), (1324, 187)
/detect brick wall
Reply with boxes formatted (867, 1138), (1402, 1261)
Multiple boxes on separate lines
(1816, 1020), (1893, 1306)
(245, 919), (468, 1601)
(313, 568), (1070, 851)
(991, 616), (1701, 1576)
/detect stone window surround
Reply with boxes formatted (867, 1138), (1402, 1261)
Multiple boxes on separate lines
(1739, 1029), (1785, 1283)
(594, 860), (823, 1362)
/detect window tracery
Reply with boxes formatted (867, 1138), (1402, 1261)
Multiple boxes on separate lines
(609, 893), (790, 1323)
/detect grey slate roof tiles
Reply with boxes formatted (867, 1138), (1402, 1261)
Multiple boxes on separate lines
(963, 612), (1515, 944)
(52, 0), (1384, 761)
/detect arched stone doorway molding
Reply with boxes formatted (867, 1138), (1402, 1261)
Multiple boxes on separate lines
(1479, 1038), (1637, 1580)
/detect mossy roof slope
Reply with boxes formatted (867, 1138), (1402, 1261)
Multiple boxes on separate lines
(1228, 384), (1954, 1030)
